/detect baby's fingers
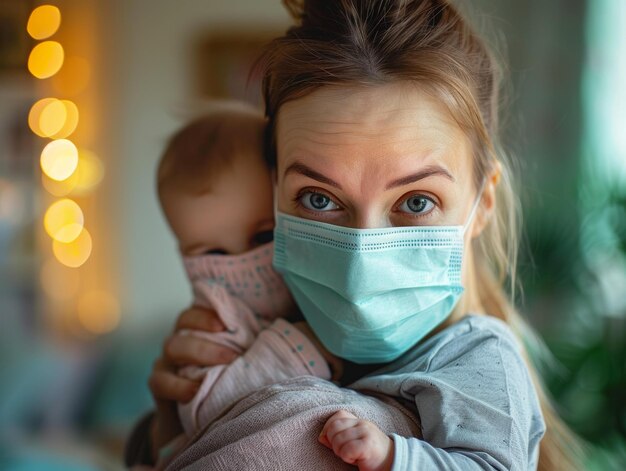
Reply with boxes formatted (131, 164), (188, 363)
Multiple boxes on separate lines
(164, 333), (237, 367)
(319, 410), (358, 448)
(148, 357), (199, 403)
(175, 306), (225, 333)
(331, 427), (367, 463)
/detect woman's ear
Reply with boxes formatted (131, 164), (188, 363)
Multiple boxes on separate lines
(471, 161), (501, 238)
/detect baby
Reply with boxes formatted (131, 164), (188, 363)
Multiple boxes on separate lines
(156, 102), (333, 449)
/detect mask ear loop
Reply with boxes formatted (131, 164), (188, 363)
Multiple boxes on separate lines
(462, 180), (487, 235)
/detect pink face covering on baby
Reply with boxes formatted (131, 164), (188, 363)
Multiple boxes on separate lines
(183, 242), (296, 320)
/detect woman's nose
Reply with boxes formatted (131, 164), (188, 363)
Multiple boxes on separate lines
(351, 210), (389, 229)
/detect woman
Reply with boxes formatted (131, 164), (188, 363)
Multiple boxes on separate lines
(130, 1), (583, 469)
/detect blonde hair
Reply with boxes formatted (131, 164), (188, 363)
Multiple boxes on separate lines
(258, 1), (586, 469)
(157, 101), (265, 199)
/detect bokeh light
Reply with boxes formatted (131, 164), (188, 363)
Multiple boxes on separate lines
(40, 258), (80, 301)
(41, 171), (78, 197)
(39, 98), (67, 137)
(73, 149), (104, 194)
(51, 56), (91, 96)
(40, 139), (78, 181)
(43, 199), (84, 243)
(30, 99), (79, 139)
(29, 98), (57, 137)
(40, 149), (103, 196)
(52, 228), (92, 268)
(77, 291), (121, 334)
(27, 5), (61, 40)
(52, 100), (79, 139)
(28, 41), (65, 79)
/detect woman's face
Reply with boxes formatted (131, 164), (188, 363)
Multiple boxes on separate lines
(276, 82), (487, 234)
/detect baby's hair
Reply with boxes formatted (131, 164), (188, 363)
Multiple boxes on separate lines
(157, 101), (265, 200)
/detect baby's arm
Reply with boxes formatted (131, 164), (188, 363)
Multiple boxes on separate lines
(180, 318), (333, 432)
(179, 279), (337, 434)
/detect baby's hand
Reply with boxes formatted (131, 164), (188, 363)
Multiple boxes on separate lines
(319, 410), (394, 471)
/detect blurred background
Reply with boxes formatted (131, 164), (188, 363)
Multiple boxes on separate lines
(0, 0), (624, 469)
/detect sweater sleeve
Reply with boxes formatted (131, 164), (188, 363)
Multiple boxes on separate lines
(353, 317), (545, 471)
(391, 434), (518, 470)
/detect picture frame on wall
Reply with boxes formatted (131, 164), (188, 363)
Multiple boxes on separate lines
(194, 30), (282, 108)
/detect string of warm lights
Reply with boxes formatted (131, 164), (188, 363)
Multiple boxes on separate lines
(27, 4), (116, 334)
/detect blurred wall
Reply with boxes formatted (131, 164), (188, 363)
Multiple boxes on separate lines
(461, 0), (587, 327)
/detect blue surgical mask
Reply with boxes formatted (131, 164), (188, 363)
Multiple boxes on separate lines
(273, 196), (481, 364)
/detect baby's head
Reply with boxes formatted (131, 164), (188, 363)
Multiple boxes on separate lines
(157, 102), (274, 256)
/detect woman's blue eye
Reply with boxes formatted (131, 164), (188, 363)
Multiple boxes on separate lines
(399, 195), (434, 215)
(299, 192), (339, 212)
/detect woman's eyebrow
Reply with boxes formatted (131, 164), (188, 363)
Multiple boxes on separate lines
(283, 161), (342, 189)
(283, 161), (454, 190)
(385, 165), (455, 189)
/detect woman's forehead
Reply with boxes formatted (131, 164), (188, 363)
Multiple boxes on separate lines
(276, 82), (472, 179)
